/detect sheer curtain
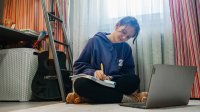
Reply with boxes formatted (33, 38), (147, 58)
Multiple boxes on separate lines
(71, 0), (174, 91)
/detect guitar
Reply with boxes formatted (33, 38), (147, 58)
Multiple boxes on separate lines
(31, 39), (72, 100)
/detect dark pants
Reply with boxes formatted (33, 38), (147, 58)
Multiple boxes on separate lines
(74, 75), (140, 103)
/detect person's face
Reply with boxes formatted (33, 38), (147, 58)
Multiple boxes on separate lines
(113, 25), (136, 43)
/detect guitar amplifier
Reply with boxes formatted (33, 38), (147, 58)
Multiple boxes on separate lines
(0, 48), (38, 101)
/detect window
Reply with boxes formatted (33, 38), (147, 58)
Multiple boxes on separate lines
(106, 0), (163, 18)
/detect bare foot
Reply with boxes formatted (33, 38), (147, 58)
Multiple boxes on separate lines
(66, 92), (81, 104)
(66, 92), (92, 104)
(132, 92), (148, 102)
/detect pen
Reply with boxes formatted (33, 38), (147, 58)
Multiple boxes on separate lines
(101, 63), (104, 73)
(101, 63), (107, 80)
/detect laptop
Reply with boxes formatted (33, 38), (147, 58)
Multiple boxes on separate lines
(120, 64), (197, 109)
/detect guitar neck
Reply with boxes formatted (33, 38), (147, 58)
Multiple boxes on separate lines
(46, 38), (54, 60)
(48, 46), (54, 60)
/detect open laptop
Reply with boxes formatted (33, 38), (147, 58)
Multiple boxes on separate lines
(120, 64), (197, 109)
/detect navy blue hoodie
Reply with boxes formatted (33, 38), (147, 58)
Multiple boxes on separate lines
(73, 32), (136, 80)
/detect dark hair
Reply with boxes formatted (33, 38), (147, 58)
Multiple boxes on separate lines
(116, 16), (140, 43)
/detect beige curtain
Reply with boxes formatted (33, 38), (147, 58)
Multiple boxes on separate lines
(70, 0), (175, 91)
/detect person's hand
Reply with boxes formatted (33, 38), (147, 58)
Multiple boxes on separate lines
(94, 70), (109, 80)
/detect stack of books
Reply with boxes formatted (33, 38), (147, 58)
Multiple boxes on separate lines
(20, 29), (39, 37)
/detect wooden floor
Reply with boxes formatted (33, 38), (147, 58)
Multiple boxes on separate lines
(0, 100), (200, 112)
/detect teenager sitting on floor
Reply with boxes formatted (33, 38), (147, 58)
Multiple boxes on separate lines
(67, 16), (148, 104)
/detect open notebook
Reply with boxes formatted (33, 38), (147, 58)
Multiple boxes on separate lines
(70, 74), (116, 88)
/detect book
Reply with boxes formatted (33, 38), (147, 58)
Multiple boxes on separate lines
(20, 29), (39, 37)
(70, 74), (116, 88)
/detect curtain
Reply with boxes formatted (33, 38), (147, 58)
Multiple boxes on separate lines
(3, 0), (45, 32)
(3, 0), (69, 51)
(0, 0), (5, 24)
(71, 0), (174, 91)
(169, 0), (200, 98)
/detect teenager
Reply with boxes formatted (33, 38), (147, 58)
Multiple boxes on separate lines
(67, 16), (147, 103)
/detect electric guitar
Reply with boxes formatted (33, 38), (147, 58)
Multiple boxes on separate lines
(31, 39), (72, 100)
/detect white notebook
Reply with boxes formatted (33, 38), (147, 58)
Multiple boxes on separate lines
(70, 74), (116, 88)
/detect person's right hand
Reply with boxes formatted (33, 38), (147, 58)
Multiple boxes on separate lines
(94, 70), (109, 80)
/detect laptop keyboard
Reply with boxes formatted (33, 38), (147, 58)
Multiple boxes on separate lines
(120, 102), (146, 106)
(119, 102), (147, 108)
